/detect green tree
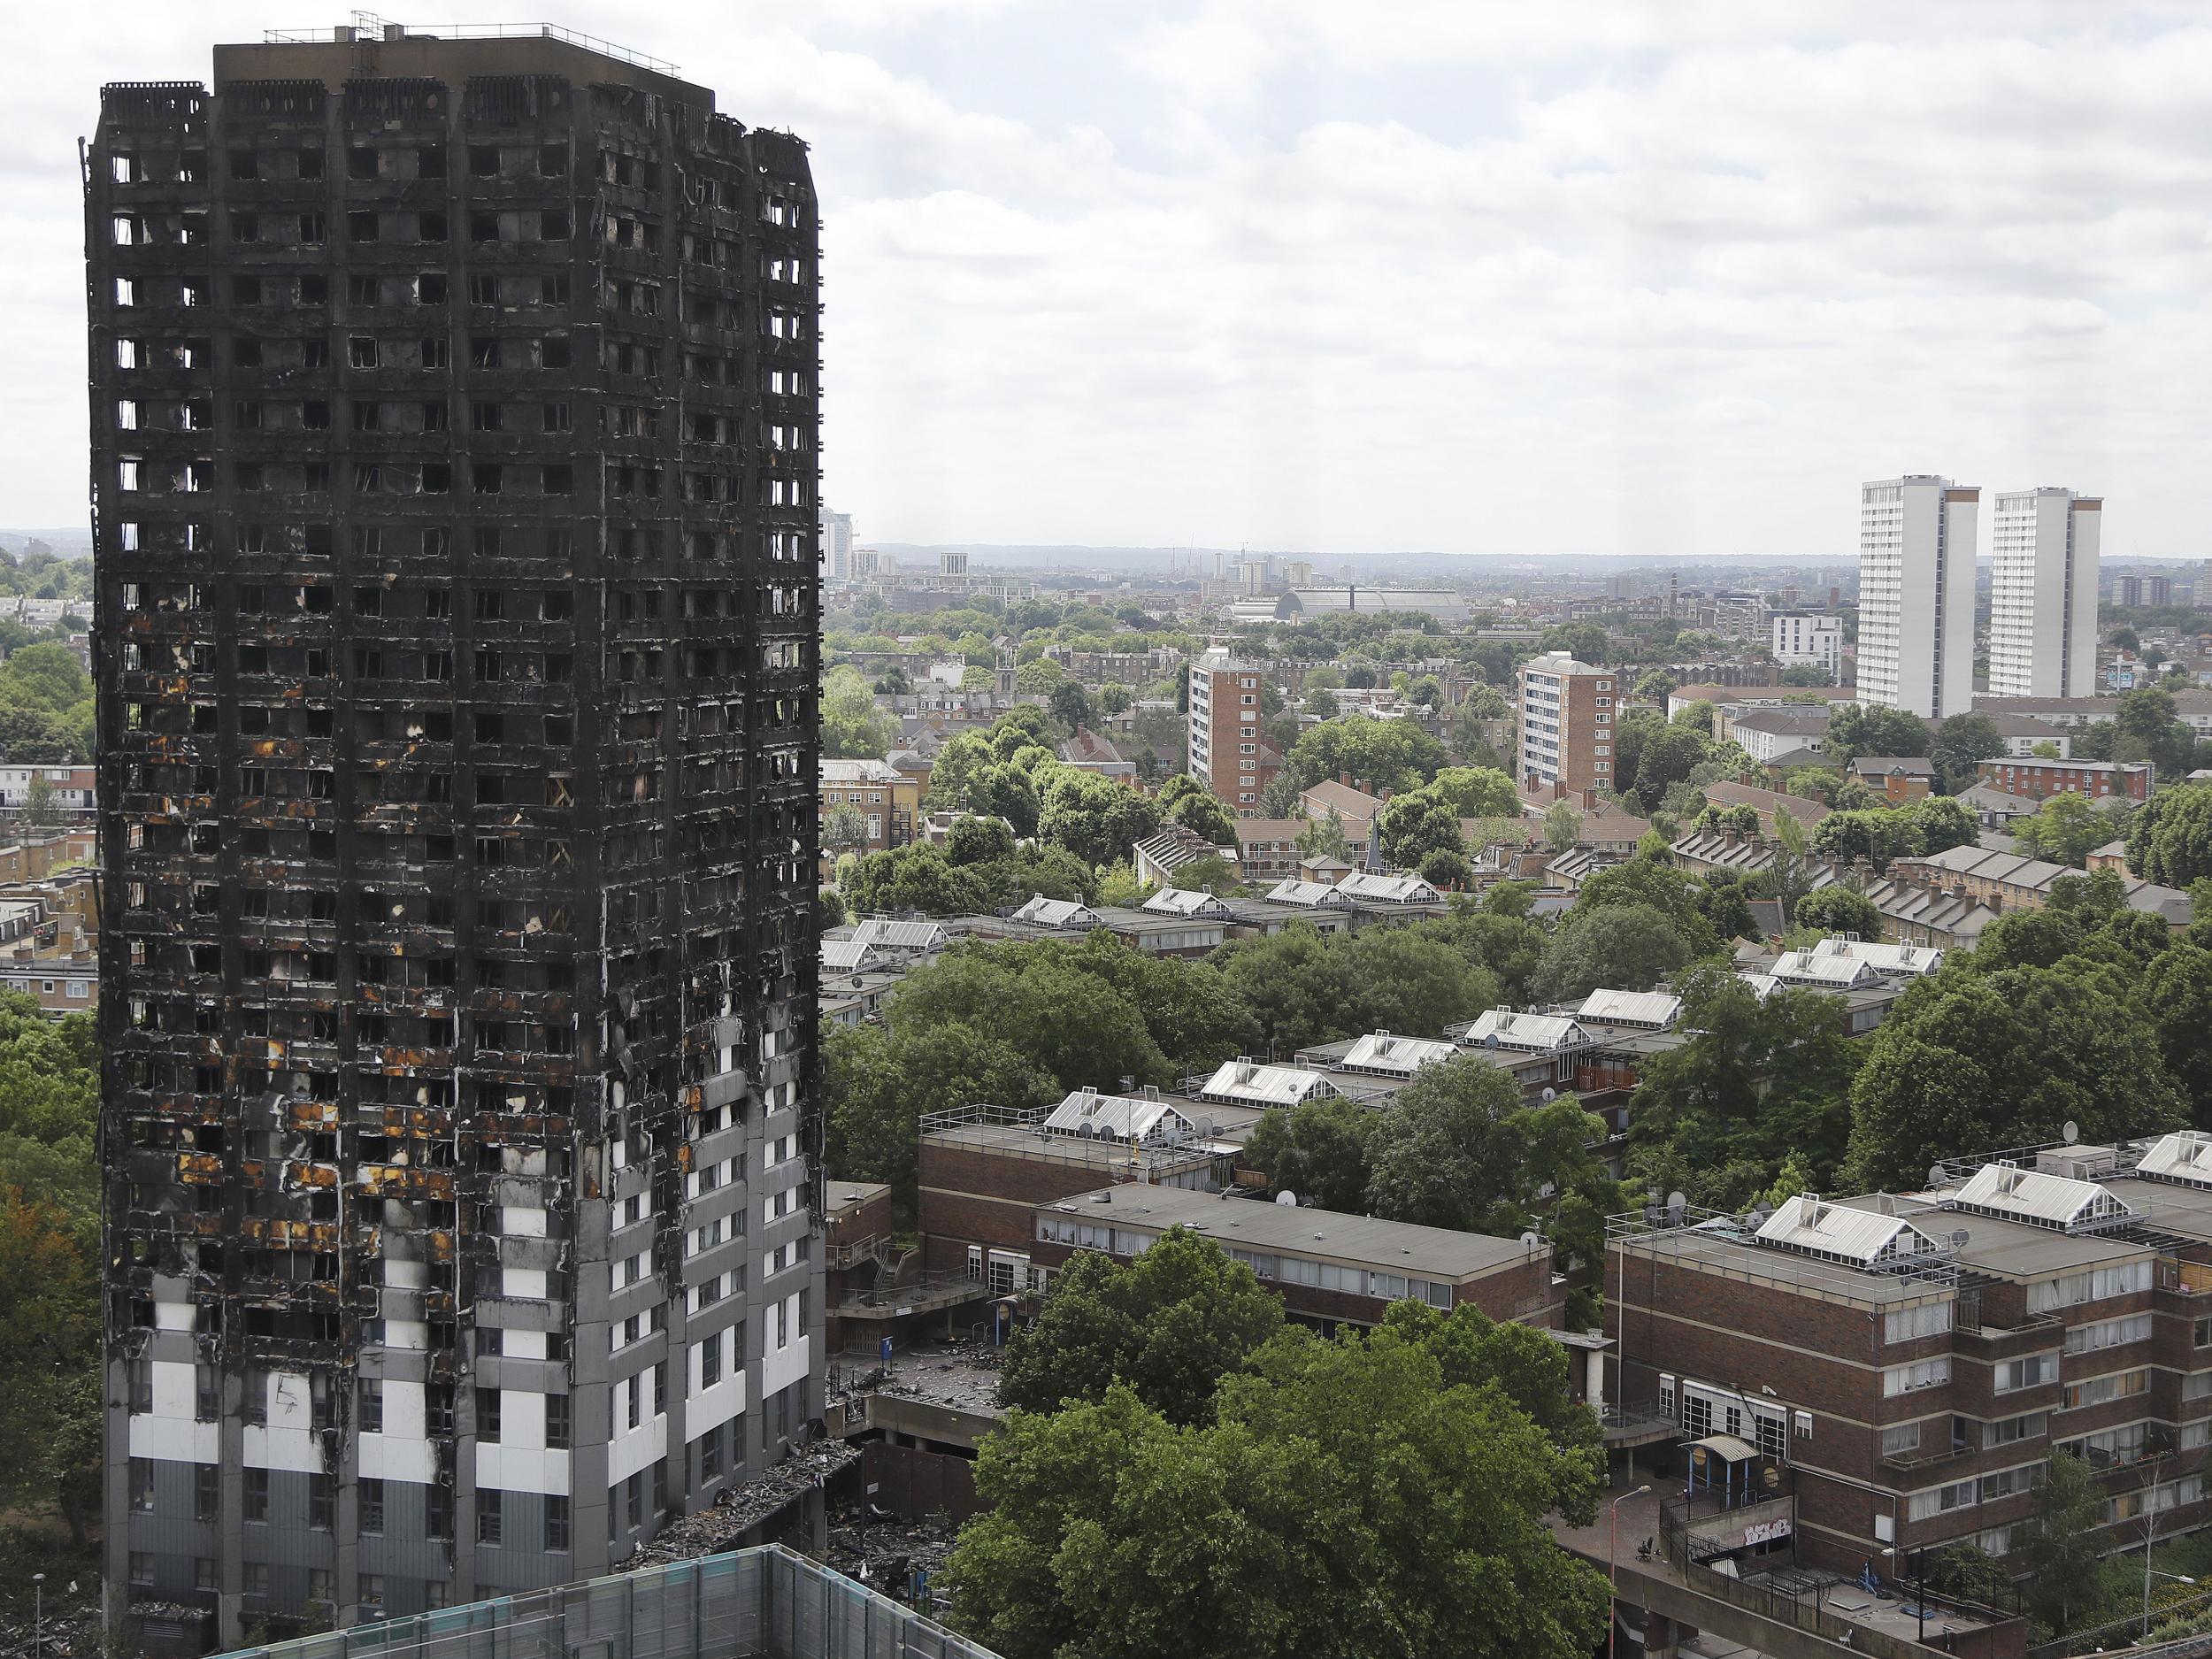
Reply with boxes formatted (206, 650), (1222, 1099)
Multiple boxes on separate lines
(2127, 780), (2212, 887)
(1928, 712), (2005, 794)
(1210, 925), (1495, 1055)
(2016, 1450), (2134, 1636)
(1297, 811), (1351, 864)
(1379, 1301), (1605, 1520)
(950, 1328), (1609, 1659)
(1284, 718), (1445, 794)
(1374, 793), (1466, 871)
(945, 813), (1018, 866)
(2142, 941), (2212, 1116)
(1543, 799), (1583, 853)
(1533, 903), (1692, 1002)
(1015, 657), (1067, 695)
(889, 943), (1177, 1089)
(1039, 769), (1164, 866)
(1420, 847), (1472, 889)
(1628, 966), (1861, 1196)
(820, 664), (893, 758)
(825, 1023), (1057, 1218)
(999, 1230), (1285, 1424)
(1844, 966), (2185, 1191)
(0, 1174), (99, 1543)
(821, 803), (872, 866)
(1572, 850), (1722, 952)
(1364, 1056), (1613, 1256)
(1047, 679), (1094, 732)
(1416, 902), (1550, 1007)
(1825, 703), (1932, 766)
(1168, 788), (1238, 847)
(2012, 793), (2126, 868)
(1425, 766), (1522, 818)
(1240, 1097), (1375, 1210)
(2115, 686), (2195, 777)
(1538, 622), (1609, 664)
(0, 641), (89, 711)
(1792, 885), (1884, 940)
(21, 772), (58, 832)
(1633, 670), (1678, 701)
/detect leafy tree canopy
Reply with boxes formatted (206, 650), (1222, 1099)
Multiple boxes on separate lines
(1210, 924), (1496, 1056)
(998, 1229), (1286, 1425)
(2011, 792), (2129, 869)
(1926, 712), (2005, 795)
(821, 664), (894, 759)
(2127, 780), (2212, 888)
(1791, 884), (1884, 940)
(949, 1321), (1610, 1659)
(1824, 703), (1932, 766)
(1285, 717), (1445, 795)
(1534, 902), (1694, 1004)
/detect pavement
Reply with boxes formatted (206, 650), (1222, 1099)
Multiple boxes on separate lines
(1553, 1475), (2002, 1655)
(831, 1338), (1009, 1417)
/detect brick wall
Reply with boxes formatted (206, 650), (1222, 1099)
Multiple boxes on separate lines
(1608, 1244), (2212, 1571)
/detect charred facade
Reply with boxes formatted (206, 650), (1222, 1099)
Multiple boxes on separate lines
(86, 27), (822, 1647)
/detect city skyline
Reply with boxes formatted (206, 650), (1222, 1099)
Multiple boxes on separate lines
(7, 3), (2210, 557)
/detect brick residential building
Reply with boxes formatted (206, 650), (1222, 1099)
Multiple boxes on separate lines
(1186, 648), (1278, 811)
(1230, 818), (1305, 886)
(819, 757), (919, 870)
(916, 1096), (1256, 1284)
(1975, 757), (2154, 803)
(1516, 650), (1619, 795)
(1607, 1138), (2212, 1583)
(1031, 1185), (1563, 1332)
(1849, 756), (1936, 802)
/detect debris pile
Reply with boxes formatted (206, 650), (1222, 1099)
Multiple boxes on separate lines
(630, 1439), (861, 1567)
(0, 1552), (100, 1659)
(826, 1505), (961, 1591)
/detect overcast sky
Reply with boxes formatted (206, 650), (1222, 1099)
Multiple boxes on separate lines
(8, 3), (2209, 559)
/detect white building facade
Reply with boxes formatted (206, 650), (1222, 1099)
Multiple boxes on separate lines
(818, 508), (855, 585)
(1858, 475), (1978, 718)
(1768, 614), (1842, 682)
(1989, 488), (2101, 699)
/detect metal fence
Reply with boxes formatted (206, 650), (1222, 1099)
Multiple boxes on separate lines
(215, 1548), (999, 1659)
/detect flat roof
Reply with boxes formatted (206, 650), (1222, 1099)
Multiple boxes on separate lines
(1850, 1194), (2156, 1281)
(1047, 1185), (1542, 1281)
(926, 1110), (1263, 1161)
(213, 27), (705, 103)
(826, 1181), (891, 1220)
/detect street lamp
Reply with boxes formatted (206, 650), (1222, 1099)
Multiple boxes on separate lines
(31, 1572), (42, 1659)
(1882, 1547), (1926, 1644)
(1609, 1484), (1652, 1659)
(2146, 1568), (2196, 1636)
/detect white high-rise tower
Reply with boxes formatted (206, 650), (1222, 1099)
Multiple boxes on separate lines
(1857, 475), (1978, 718)
(1989, 488), (2101, 699)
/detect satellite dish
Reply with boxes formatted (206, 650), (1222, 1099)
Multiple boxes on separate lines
(1951, 1230), (1970, 1249)
(1275, 1190), (1298, 1207)
(1519, 1231), (1543, 1249)
(1928, 1164), (1949, 1189)
(1667, 1191), (1687, 1220)
(2063, 1120), (2081, 1145)
(1540, 1087), (1556, 1102)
